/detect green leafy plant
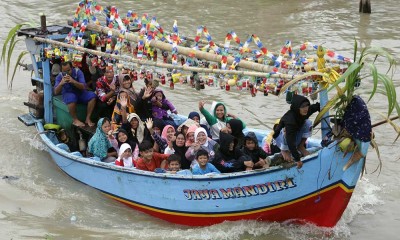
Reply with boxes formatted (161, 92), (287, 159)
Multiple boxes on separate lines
(1, 22), (35, 89)
(315, 41), (398, 127)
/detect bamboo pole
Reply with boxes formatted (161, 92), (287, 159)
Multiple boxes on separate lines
(33, 36), (299, 79)
(371, 116), (399, 128)
(86, 23), (272, 73)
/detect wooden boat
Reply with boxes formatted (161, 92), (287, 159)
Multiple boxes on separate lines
(15, 24), (371, 227)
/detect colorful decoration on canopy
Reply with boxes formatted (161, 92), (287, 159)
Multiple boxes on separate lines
(54, 0), (354, 99)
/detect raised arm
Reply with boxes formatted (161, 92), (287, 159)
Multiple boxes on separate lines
(199, 101), (217, 125)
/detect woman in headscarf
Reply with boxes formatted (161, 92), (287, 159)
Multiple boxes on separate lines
(185, 125), (198, 147)
(88, 117), (118, 162)
(225, 118), (245, 149)
(185, 127), (219, 164)
(273, 95), (320, 169)
(198, 101), (245, 141)
(164, 132), (191, 169)
(152, 124), (175, 153)
(121, 113), (153, 146)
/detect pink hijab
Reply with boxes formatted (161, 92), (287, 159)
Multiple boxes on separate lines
(185, 125), (198, 147)
(161, 125), (175, 144)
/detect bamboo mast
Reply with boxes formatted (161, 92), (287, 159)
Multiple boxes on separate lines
(86, 23), (271, 73)
(33, 36), (298, 79)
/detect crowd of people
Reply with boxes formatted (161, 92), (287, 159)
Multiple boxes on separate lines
(53, 57), (320, 175)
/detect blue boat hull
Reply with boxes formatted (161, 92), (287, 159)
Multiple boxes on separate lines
(36, 122), (368, 227)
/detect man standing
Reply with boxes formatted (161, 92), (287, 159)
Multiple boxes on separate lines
(54, 61), (96, 127)
(95, 65), (119, 118)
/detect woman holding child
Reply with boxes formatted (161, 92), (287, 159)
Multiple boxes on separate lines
(185, 127), (219, 165)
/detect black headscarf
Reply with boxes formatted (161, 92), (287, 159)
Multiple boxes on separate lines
(172, 132), (190, 169)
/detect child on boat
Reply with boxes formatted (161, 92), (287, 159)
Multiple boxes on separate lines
(88, 117), (118, 162)
(166, 154), (182, 173)
(212, 132), (253, 173)
(136, 140), (169, 172)
(115, 143), (135, 168)
(151, 88), (178, 127)
(191, 149), (220, 175)
(198, 100), (245, 141)
(116, 128), (139, 160)
(273, 95), (320, 169)
(242, 131), (269, 169)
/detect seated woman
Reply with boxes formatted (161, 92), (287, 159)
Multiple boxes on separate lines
(115, 143), (135, 168)
(273, 95), (320, 169)
(185, 127), (219, 165)
(88, 117), (118, 162)
(164, 132), (191, 169)
(222, 118), (246, 149)
(185, 125), (198, 147)
(212, 131), (253, 173)
(198, 100), (245, 141)
(150, 124), (175, 154)
(121, 113), (154, 146)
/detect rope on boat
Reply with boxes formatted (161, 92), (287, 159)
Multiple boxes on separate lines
(33, 36), (299, 79)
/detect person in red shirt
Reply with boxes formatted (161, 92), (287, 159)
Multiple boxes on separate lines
(136, 140), (169, 172)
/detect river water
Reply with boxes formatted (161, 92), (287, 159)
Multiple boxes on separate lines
(0, 0), (399, 239)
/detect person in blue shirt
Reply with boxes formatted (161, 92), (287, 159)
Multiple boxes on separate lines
(192, 149), (220, 175)
(54, 61), (97, 127)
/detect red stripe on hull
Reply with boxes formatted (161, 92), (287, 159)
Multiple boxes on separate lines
(113, 185), (353, 227)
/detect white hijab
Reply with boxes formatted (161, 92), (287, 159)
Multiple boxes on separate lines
(117, 143), (133, 168)
(194, 127), (209, 148)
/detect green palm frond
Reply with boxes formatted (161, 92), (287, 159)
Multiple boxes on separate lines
(9, 51), (29, 89)
(1, 22), (36, 88)
(321, 40), (397, 126)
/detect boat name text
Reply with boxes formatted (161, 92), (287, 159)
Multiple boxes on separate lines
(183, 178), (296, 200)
